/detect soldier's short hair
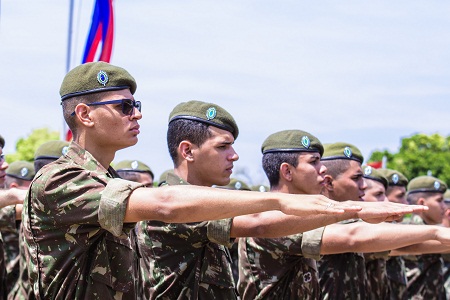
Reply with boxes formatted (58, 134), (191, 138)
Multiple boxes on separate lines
(262, 152), (301, 187)
(167, 118), (212, 166)
(321, 159), (352, 179)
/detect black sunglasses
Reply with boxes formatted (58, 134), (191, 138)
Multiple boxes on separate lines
(71, 99), (142, 116)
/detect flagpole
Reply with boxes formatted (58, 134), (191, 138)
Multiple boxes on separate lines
(62, 0), (75, 141)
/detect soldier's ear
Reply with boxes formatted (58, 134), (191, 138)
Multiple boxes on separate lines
(417, 197), (426, 206)
(279, 163), (293, 182)
(179, 140), (195, 162)
(323, 175), (334, 191)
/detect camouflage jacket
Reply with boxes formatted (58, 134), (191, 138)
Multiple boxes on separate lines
(238, 227), (324, 300)
(22, 142), (143, 299)
(0, 233), (6, 300)
(318, 219), (368, 300)
(402, 215), (446, 300)
(137, 173), (237, 300)
(386, 256), (407, 300)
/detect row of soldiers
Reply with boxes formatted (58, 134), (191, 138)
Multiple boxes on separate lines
(0, 61), (448, 299)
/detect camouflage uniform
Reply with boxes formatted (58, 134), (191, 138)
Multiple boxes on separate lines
(364, 251), (390, 300)
(318, 219), (368, 300)
(386, 256), (408, 300)
(0, 206), (20, 295)
(402, 215), (446, 300)
(0, 233), (6, 300)
(137, 172), (237, 299)
(442, 253), (450, 300)
(238, 227), (324, 299)
(22, 142), (143, 299)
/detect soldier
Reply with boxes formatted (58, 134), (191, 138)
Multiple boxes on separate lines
(0, 161), (35, 294)
(0, 135), (9, 299)
(137, 106), (422, 299)
(239, 134), (450, 299)
(361, 166), (390, 300)
(0, 135), (9, 189)
(156, 169), (174, 187)
(402, 176), (448, 300)
(22, 62), (365, 299)
(115, 160), (154, 187)
(379, 168), (410, 300)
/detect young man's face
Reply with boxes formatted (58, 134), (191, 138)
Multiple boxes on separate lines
(362, 179), (387, 202)
(329, 160), (366, 201)
(190, 126), (239, 187)
(89, 89), (142, 152)
(290, 152), (326, 194)
(422, 193), (446, 225)
(386, 186), (407, 204)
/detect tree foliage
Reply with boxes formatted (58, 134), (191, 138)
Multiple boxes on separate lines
(368, 133), (450, 186)
(6, 128), (60, 162)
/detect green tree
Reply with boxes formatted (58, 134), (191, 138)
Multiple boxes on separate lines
(6, 128), (60, 162)
(368, 133), (450, 186)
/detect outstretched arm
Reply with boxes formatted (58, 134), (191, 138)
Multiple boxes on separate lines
(321, 222), (448, 255)
(124, 186), (362, 223)
(390, 240), (450, 255)
(0, 188), (26, 209)
(230, 199), (428, 238)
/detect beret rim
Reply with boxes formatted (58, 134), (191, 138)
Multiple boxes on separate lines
(169, 115), (236, 137)
(262, 148), (322, 155)
(60, 85), (131, 102)
(6, 173), (33, 181)
(408, 188), (445, 194)
(321, 155), (362, 163)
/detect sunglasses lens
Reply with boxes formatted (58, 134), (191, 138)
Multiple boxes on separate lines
(122, 100), (134, 115)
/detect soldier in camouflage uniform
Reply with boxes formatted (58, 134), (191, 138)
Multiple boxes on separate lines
(22, 62), (361, 299)
(379, 169), (410, 300)
(402, 176), (448, 300)
(361, 166), (391, 300)
(0, 161), (35, 295)
(238, 133), (438, 300)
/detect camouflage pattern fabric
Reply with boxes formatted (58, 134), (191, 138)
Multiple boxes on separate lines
(364, 251), (390, 300)
(137, 173), (237, 299)
(318, 219), (369, 300)
(402, 215), (446, 300)
(8, 224), (33, 300)
(442, 253), (450, 300)
(22, 142), (143, 299)
(0, 233), (7, 300)
(0, 206), (20, 294)
(386, 256), (408, 300)
(238, 227), (324, 299)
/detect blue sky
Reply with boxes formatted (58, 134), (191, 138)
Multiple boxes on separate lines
(1, 1), (450, 185)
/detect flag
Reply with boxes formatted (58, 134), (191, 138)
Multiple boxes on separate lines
(82, 0), (115, 63)
(367, 161), (383, 169)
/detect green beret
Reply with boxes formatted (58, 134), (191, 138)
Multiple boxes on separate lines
(6, 161), (35, 181)
(321, 142), (364, 163)
(0, 134), (4, 148)
(251, 184), (270, 192)
(261, 130), (324, 156)
(216, 178), (251, 191)
(168, 100), (239, 139)
(35, 141), (70, 160)
(115, 160), (154, 179)
(158, 169), (175, 187)
(362, 166), (388, 189)
(444, 189), (450, 202)
(60, 62), (137, 101)
(378, 169), (408, 187)
(407, 176), (447, 194)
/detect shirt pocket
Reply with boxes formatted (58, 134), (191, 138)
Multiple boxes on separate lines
(89, 232), (136, 293)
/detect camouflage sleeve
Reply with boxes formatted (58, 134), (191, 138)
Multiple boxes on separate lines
(301, 226), (325, 260)
(99, 178), (143, 237)
(207, 218), (234, 247)
(0, 205), (16, 232)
